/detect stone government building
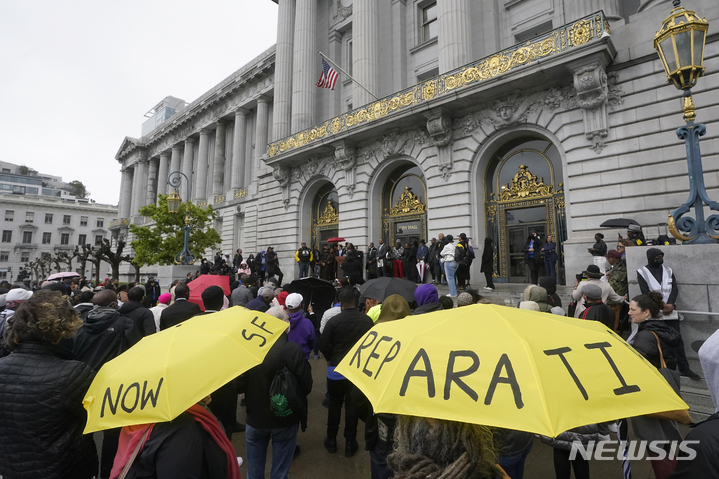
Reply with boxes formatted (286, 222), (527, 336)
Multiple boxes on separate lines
(112, 0), (719, 285)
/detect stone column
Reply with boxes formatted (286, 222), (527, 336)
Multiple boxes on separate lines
(156, 152), (169, 202)
(212, 121), (226, 196)
(438, 0), (472, 73)
(252, 97), (270, 184)
(231, 109), (248, 190)
(181, 139), (195, 199)
(146, 158), (158, 206)
(353, 0), (380, 106)
(133, 158), (148, 213)
(194, 129), (211, 201)
(119, 168), (133, 219)
(391, 0), (408, 91)
(290, 0), (316, 133)
(273, 0), (295, 140)
(327, 30), (342, 118)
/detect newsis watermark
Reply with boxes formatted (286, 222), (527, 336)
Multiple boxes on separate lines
(569, 440), (700, 461)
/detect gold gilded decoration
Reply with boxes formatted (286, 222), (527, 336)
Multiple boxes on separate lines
(603, 21), (610, 35)
(569, 20), (592, 46)
(265, 12), (608, 158)
(197, 200), (207, 208)
(498, 165), (553, 202)
(234, 188), (248, 199)
(423, 81), (437, 100)
(388, 187), (427, 216)
(667, 214), (691, 241)
(315, 202), (339, 226)
(485, 204), (497, 218)
(214, 195), (226, 204)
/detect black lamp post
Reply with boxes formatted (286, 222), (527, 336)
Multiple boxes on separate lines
(167, 171), (196, 264)
(654, 1), (718, 243)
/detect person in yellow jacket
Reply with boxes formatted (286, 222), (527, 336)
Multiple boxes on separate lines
(295, 241), (314, 279)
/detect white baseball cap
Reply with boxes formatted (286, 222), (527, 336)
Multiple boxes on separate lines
(285, 293), (303, 310)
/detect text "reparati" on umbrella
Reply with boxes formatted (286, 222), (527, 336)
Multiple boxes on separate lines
(348, 331), (642, 409)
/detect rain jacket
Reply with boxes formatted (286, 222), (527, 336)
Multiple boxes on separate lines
(0, 343), (98, 479)
(630, 320), (680, 370)
(73, 306), (141, 371)
(118, 300), (156, 337)
(287, 310), (315, 360)
(528, 286), (550, 312)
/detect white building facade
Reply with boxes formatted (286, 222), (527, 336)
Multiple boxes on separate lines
(113, 0), (719, 285)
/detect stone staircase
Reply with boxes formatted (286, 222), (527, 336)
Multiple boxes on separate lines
(682, 359), (716, 423)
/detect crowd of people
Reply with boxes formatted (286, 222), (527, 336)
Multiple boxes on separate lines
(0, 221), (716, 479)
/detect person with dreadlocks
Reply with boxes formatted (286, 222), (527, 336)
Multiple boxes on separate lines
(387, 416), (509, 479)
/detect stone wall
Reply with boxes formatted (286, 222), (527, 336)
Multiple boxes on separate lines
(626, 244), (719, 360)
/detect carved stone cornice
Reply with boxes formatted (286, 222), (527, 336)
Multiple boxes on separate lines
(425, 109), (453, 181)
(571, 61), (609, 154)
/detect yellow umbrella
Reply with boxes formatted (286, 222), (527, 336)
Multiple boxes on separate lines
(335, 304), (688, 437)
(83, 307), (288, 434)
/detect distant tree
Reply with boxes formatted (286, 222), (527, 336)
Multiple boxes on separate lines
(129, 194), (220, 267)
(129, 256), (142, 283)
(95, 237), (129, 280)
(55, 249), (78, 272)
(74, 244), (95, 278)
(68, 180), (89, 199)
(18, 165), (30, 175)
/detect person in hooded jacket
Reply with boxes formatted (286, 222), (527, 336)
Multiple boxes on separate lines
(480, 237), (495, 290)
(118, 286), (156, 337)
(539, 277), (562, 309)
(413, 283), (442, 315)
(73, 289), (141, 478)
(0, 290), (98, 479)
(285, 293), (315, 360)
(73, 291), (96, 321)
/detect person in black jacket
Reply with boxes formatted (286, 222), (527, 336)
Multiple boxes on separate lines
(265, 246), (284, 285)
(341, 245), (365, 285)
(628, 292), (680, 370)
(236, 332), (312, 479)
(73, 289), (141, 478)
(480, 237), (495, 290)
(523, 232), (543, 285)
(144, 276), (162, 307)
(160, 284), (202, 330)
(0, 290), (98, 479)
(118, 286), (156, 337)
(576, 283), (615, 329)
(320, 287), (374, 458)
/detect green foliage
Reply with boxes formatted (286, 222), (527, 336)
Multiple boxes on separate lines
(68, 180), (89, 198)
(129, 194), (220, 267)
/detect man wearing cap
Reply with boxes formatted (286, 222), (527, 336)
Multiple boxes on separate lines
(149, 293), (172, 332)
(576, 284), (615, 328)
(637, 248), (700, 379)
(588, 233), (608, 281)
(285, 293), (315, 360)
(606, 249), (628, 331)
(626, 224), (646, 246)
(572, 264), (624, 318)
(295, 241), (313, 279)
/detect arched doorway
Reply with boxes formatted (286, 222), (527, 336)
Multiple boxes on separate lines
(484, 137), (567, 283)
(311, 184), (340, 250)
(381, 165), (427, 246)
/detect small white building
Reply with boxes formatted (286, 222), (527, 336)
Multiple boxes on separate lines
(0, 162), (118, 282)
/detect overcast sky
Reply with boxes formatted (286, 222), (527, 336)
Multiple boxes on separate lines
(0, 1), (278, 206)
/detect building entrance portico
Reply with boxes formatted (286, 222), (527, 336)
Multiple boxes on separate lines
(381, 165), (427, 247)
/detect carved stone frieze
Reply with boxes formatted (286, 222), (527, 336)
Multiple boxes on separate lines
(331, 0), (352, 21)
(333, 140), (357, 198)
(572, 62), (609, 154)
(273, 166), (291, 209)
(426, 110), (453, 181)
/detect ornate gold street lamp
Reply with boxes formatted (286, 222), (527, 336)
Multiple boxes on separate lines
(654, 1), (717, 243)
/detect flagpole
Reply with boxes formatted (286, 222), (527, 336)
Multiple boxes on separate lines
(318, 51), (379, 101)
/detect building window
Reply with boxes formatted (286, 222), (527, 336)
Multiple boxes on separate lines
(63, 215), (71, 225)
(22, 231), (33, 244)
(0, 251), (9, 262)
(45, 213), (53, 224)
(20, 252), (30, 263)
(61, 233), (70, 245)
(1, 231), (11, 243)
(80, 216), (88, 226)
(420, 2), (438, 43)
(346, 39), (353, 76)
(95, 235), (104, 246)
(78, 234), (86, 246)
(0, 271), (6, 279)
(97, 218), (104, 227)
(4, 210), (13, 222)
(42, 232), (51, 244)
(25, 212), (34, 223)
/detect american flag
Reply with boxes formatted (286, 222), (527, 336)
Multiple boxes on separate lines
(316, 58), (339, 90)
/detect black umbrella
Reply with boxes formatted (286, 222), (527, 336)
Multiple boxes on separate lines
(359, 277), (417, 303)
(599, 218), (640, 228)
(284, 277), (336, 314)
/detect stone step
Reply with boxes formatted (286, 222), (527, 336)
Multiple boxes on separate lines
(689, 404), (715, 423)
(682, 386), (716, 410)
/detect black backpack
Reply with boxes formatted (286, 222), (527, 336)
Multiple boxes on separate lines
(269, 354), (306, 428)
(455, 243), (467, 263)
